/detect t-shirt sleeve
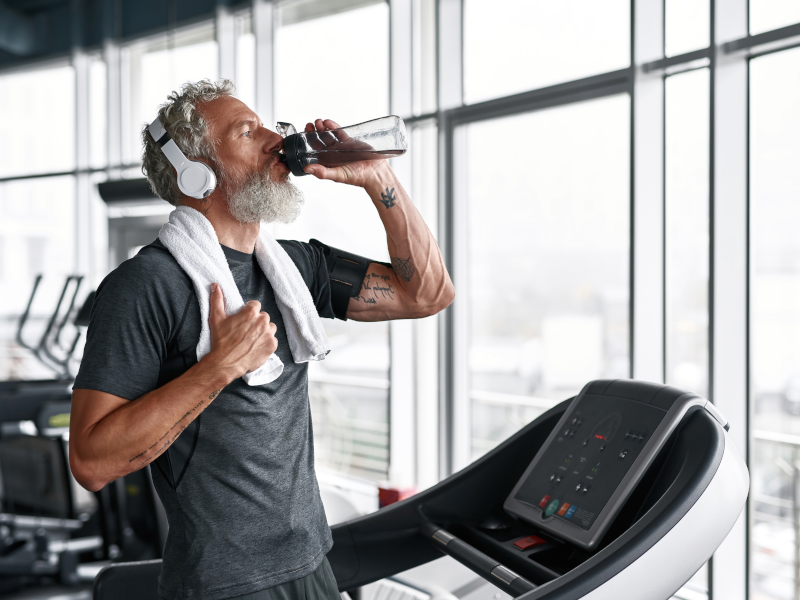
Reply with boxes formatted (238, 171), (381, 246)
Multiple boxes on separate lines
(73, 253), (186, 400)
(278, 240), (336, 320)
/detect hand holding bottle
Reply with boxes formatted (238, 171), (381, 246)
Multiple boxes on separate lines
(277, 115), (407, 185)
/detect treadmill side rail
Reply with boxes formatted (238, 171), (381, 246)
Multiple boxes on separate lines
(420, 521), (536, 597)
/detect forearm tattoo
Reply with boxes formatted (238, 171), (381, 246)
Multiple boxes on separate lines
(379, 187), (396, 209)
(354, 272), (396, 305)
(128, 389), (221, 467)
(390, 256), (415, 282)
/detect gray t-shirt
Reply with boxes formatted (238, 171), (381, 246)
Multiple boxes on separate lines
(74, 239), (336, 600)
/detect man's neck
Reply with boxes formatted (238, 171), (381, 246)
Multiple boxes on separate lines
(180, 194), (260, 254)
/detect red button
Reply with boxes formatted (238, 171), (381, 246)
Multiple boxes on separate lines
(538, 495), (551, 508)
(514, 535), (546, 550)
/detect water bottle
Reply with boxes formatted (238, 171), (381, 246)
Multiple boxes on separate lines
(276, 116), (408, 177)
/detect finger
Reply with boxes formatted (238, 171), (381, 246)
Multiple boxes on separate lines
(305, 127), (326, 151)
(315, 119), (338, 146)
(209, 283), (226, 325)
(245, 300), (262, 314)
(304, 164), (341, 179)
(323, 119), (353, 145)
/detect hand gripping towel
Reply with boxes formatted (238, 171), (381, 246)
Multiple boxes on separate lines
(158, 205), (329, 385)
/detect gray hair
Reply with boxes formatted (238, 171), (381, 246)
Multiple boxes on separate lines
(141, 79), (236, 206)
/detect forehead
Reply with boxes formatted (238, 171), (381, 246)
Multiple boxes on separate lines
(199, 95), (258, 137)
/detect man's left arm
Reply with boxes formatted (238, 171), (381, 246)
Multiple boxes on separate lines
(304, 119), (454, 322)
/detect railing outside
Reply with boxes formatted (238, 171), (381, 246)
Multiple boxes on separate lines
(309, 374), (390, 482)
(752, 430), (800, 600)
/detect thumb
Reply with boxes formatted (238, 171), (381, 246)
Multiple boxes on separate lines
(209, 283), (226, 326)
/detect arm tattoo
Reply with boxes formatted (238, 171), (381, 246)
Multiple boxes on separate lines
(354, 272), (396, 304)
(391, 257), (415, 282)
(379, 187), (396, 209)
(127, 389), (222, 466)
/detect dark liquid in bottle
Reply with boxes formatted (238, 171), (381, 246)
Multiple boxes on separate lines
(306, 149), (405, 167)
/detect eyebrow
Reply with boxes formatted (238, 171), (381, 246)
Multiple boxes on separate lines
(229, 118), (260, 134)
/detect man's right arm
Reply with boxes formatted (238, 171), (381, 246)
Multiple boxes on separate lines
(69, 283), (278, 492)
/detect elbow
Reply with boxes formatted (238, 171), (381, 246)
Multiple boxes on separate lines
(438, 280), (456, 313)
(68, 446), (107, 493)
(417, 280), (455, 318)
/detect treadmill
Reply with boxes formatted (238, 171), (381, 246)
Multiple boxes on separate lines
(93, 379), (749, 600)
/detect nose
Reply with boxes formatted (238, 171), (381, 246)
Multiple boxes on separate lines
(262, 126), (284, 155)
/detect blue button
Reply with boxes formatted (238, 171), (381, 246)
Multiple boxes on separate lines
(565, 506), (577, 519)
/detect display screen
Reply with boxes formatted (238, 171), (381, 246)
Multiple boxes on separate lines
(513, 395), (667, 530)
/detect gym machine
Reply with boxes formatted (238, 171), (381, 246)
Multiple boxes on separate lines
(93, 379), (749, 599)
(0, 277), (165, 594)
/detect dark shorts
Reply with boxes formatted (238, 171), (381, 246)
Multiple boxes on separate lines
(226, 557), (340, 600)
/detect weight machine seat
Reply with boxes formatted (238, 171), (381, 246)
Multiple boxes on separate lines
(93, 559), (161, 600)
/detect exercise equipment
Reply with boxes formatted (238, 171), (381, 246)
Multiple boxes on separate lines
(15, 275), (87, 381)
(92, 379), (748, 600)
(0, 278), (165, 594)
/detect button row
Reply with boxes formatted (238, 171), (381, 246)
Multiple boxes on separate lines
(624, 431), (647, 443)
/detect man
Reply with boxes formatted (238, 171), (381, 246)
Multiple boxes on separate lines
(68, 79), (454, 600)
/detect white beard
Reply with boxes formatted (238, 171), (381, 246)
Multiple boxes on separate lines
(225, 170), (305, 225)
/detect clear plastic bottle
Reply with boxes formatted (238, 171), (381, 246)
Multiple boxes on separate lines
(277, 116), (408, 176)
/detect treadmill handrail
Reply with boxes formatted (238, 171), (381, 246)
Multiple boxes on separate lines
(39, 276), (83, 374)
(15, 275), (83, 379)
(53, 275), (84, 351)
(15, 274), (43, 355)
(420, 521), (536, 598)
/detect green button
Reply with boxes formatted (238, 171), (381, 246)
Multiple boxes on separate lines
(544, 498), (560, 518)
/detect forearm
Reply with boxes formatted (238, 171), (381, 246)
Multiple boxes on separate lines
(364, 164), (453, 309)
(71, 357), (232, 491)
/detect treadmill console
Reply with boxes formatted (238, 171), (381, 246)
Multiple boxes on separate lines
(503, 380), (707, 550)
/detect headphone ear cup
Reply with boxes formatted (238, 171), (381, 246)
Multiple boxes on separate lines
(177, 161), (217, 199)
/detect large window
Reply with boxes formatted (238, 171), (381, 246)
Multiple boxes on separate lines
(463, 0), (630, 104)
(665, 0), (710, 57)
(750, 45), (800, 600)
(274, 0), (392, 482)
(457, 95), (630, 463)
(750, 0), (800, 35)
(0, 66), (75, 178)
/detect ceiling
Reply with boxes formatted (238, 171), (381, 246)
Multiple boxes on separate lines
(0, 0), (232, 69)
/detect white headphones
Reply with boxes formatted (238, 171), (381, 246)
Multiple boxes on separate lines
(148, 117), (217, 199)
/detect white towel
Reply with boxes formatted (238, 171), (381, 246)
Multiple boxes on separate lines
(158, 205), (329, 385)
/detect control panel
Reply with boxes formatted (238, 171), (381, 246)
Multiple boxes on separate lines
(504, 380), (704, 550)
